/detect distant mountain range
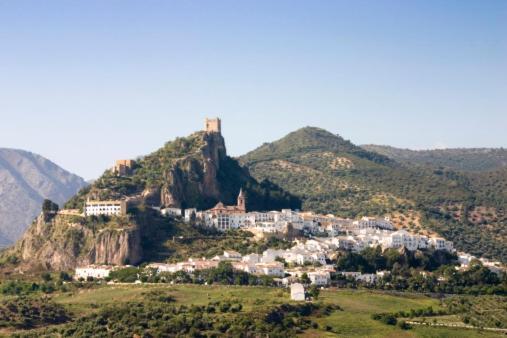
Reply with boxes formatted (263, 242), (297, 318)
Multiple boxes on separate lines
(240, 127), (507, 263)
(361, 145), (507, 172)
(0, 149), (87, 247)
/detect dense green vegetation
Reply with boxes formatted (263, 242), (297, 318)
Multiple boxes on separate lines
(20, 298), (334, 337)
(333, 247), (506, 295)
(0, 297), (70, 329)
(240, 127), (507, 263)
(361, 145), (507, 172)
(336, 247), (457, 274)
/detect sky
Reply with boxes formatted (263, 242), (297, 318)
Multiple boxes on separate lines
(0, 1), (506, 180)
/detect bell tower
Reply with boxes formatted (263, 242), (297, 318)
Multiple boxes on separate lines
(237, 188), (246, 212)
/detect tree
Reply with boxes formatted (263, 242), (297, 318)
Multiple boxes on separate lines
(301, 273), (311, 285)
(42, 199), (59, 221)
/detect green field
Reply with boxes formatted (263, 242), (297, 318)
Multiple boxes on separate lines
(2, 285), (505, 337)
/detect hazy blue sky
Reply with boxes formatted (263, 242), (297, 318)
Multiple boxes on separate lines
(0, 1), (506, 179)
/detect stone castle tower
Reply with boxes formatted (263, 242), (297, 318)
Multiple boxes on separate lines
(237, 188), (246, 212)
(205, 117), (221, 134)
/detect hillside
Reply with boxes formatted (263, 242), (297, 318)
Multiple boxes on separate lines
(0, 149), (87, 247)
(7, 128), (300, 270)
(362, 145), (507, 172)
(239, 127), (507, 263)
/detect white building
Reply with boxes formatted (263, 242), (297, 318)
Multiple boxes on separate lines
(148, 263), (182, 274)
(290, 283), (306, 301)
(223, 250), (242, 260)
(429, 237), (454, 252)
(308, 271), (330, 286)
(242, 253), (261, 264)
(212, 250), (242, 261)
(161, 208), (182, 217)
(84, 200), (127, 217)
(262, 249), (286, 263)
(355, 273), (377, 284)
(232, 262), (258, 274)
(256, 262), (285, 277)
(74, 265), (116, 280)
(457, 253), (475, 267)
(184, 208), (197, 222)
(353, 216), (394, 231)
(382, 230), (430, 251)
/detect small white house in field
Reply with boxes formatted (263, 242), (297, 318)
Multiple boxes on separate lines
(290, 283), (306, 301)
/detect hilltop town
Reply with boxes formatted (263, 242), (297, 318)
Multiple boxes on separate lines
(62, 119), (505, 293)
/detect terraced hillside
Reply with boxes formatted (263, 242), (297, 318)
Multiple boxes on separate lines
(361, 145), (507, 172)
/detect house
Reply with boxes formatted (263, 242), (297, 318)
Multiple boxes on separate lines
(290, 283), (306, 301)
(223, 250), (242, 260)
(308, 271), (330, 286)
(256, 262), (285, 277)
(262, 249), (285, 263)
(193, 260), (219, 270)
(184, 208), (197, 222)
(353, 216), (394, 230)
(242, 253), (261, 264)
(429, 237), (454, 252)
(147, 263), (182, 274)
(232, 262), (257, 274)
(355, 274), (377, 284)
(382, 230), (429, 251)
(74, 265), (117, 280)
(338, 271), (362, 279)
(161, 208), (182, 217)
(458, 253), (476, 267)
(84, 200), (127, 217)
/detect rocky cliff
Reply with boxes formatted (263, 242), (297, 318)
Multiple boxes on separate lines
(0, 148), (87, 247)
(14, 213), (141, 271)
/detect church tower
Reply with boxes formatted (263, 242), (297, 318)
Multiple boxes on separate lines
(237, 188), (246, 212)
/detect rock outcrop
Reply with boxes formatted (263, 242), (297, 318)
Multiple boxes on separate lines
(160, 132), (226, 209)
(14, 213), (141, 271)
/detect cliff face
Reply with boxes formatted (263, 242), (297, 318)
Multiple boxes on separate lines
(160, 132), (226, 209)
(14, 213), (141, 271)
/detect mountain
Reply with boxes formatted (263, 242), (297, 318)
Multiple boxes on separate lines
(362, 145), (507, 172)
(7, 128), (300, 270)
(0, 149), (87, 247)
(239, 127), (507, 263)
